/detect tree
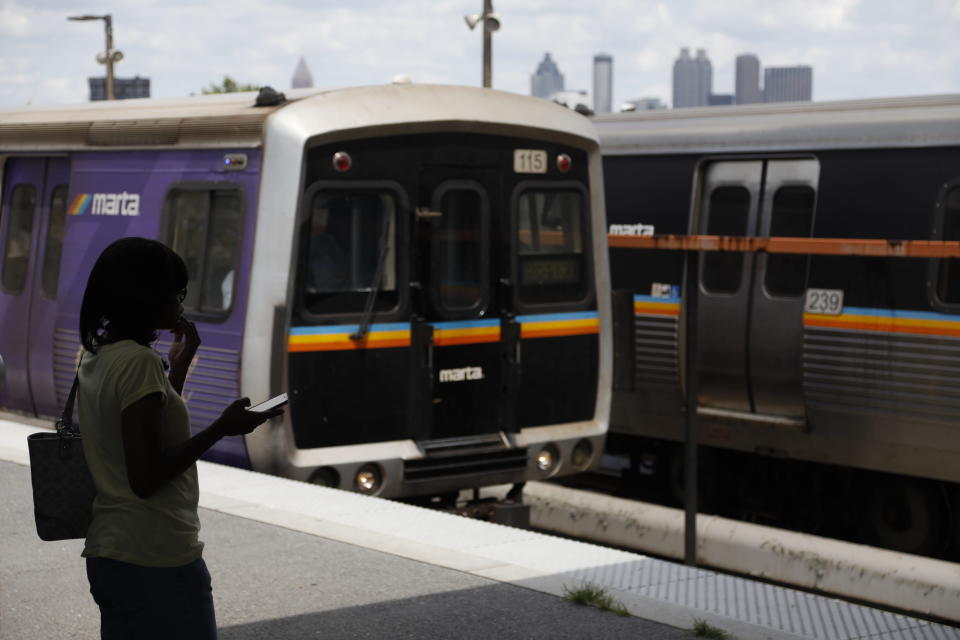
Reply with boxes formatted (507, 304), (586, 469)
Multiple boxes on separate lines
(200, 76), (259, 95)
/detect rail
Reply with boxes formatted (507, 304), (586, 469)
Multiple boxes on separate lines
(607, 234), (960, 565)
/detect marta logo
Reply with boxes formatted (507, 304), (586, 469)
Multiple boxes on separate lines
(608, 223), (654, 236)
(438, 366), (484, 383)
(68, 192), (141, 217)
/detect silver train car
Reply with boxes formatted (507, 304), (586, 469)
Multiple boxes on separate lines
(0, 84), (611, 501)
(594, 94), (960, 557)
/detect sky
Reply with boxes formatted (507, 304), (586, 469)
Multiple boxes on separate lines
(1, 0), (959, 109)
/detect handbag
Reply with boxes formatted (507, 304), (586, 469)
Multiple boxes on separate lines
(26, 372), (97, 541)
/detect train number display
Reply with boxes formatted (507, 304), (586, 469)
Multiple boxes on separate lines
(514, 149), (548, 174)
(804, 288), (844, 315)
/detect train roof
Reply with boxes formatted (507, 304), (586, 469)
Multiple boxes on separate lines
(0, 84), (596, 151)
(592, 93), (960, 155)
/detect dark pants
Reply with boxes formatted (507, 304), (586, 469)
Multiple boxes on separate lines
(86, 556), (217, 640)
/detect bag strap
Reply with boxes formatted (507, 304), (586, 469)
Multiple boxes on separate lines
(56, 356), (82, 436)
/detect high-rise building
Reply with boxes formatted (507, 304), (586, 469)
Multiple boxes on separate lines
(764, 66), (813, 102)
(672, 48), (711, 108)
(592, 53), (613, 114)
(735, 54), (762, 104)
(88, 76), (150, 101)
(292, 57), (315, 89)
(530, 53), (564, 99)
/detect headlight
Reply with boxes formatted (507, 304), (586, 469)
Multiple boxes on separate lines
(354, 464), (383, 493)
(571, 439), (593, 469)
(308, 467), (340, 488)
(536, 445), (559, 474)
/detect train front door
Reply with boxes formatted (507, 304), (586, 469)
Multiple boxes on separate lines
(290, 168), (509, 452)
(0, 157), (71, 417)
(695, 159), (818, 419)
(415, 174), (508, 441)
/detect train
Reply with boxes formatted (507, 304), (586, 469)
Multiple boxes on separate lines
(593, 94), (960, 557)
(0, 83), (611, 503)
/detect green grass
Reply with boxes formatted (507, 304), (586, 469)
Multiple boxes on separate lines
(691, 618), (734, 639)
(562, 582), (630, 617)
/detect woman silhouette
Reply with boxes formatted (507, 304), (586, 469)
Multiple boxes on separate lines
(77, 237), (282, 639)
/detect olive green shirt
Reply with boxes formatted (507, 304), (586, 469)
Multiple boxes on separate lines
(78, 340), (203, 567)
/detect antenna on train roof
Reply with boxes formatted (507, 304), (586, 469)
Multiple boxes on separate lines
(255, 86), (286, 107)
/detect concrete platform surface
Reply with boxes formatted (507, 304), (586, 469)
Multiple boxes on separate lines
(2, 416), (957, 640)
(2, 459), (695, 640)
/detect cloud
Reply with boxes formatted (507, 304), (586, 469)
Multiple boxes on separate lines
(0, 3), (32, 37)
(0, 0), (957, 109)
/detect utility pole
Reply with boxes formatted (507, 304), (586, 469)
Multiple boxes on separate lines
(481, 0), (493, 89)
(464, 1), (500, 89)
(68, 14), (124, 100)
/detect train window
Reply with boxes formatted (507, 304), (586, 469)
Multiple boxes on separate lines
(1, 184), (37, 294)
(702, 186), (750, 294)
(432, 186), (487, 313)
(203, 191), (242, 311)
(165, 185), (243, 316)
(764, 186), (815, 297)
(515, 189), (587, 304)
(302, 190), (398, 315)
(935, 187), (960, 305)
(40, 185), (69, 299)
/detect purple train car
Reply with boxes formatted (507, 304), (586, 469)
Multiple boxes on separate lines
(0, 84), (611, 500)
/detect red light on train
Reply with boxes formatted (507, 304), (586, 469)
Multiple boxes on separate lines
(556, 153), (572, 173)
(332, 151), (352, 172)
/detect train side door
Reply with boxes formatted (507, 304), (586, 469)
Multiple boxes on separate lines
(0, 157), (70, 416)
(418, 177), (503, 440)
(748, 160), (818, 417)
(695, 161), (763, 411)
(695, 158), (817, 419)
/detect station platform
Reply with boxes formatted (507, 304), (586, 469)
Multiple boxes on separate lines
(2, 416), (957, 640)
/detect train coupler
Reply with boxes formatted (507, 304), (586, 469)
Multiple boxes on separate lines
(453, 485), (530, 528)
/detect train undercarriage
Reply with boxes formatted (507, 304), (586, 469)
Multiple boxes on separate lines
(566, 433), (960, 561)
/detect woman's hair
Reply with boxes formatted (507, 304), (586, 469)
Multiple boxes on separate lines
(79, 237), (188, 353)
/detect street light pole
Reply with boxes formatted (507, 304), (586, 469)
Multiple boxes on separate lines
(102, 15), (115, 101)
(68, 14), (123, 100)
(482, 0), (492, 89)
(464, 2), (500, 89)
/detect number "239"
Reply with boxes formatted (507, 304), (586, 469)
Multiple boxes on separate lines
(804, 288), (844, 315)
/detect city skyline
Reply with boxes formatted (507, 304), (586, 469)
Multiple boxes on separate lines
(1, 0), (958, 109)
(593, 53), (613, 113)
(673, 47), (712, 108)
(530, 52), (564, 99)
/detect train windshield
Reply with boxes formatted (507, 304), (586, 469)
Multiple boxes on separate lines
(301, 189), (398, 315)
(515, 189), (588, 304)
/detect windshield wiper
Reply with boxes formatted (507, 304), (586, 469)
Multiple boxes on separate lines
(350, 211), (391, 341)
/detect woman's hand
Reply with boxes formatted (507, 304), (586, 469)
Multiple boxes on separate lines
(213, 398), (285, 437)
(169, 316), (200, 371)
(168, 317), (200, 395)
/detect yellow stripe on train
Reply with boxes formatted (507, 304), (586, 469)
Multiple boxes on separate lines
(634, 301), (680, 315)
(804, 313), (960, 337)
(289, 329), (412, 352)
(433, 326), (501, 346)
(521, 318), (599, 339)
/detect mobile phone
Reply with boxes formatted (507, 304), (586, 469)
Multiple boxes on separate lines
(248, 393), (288, 413)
